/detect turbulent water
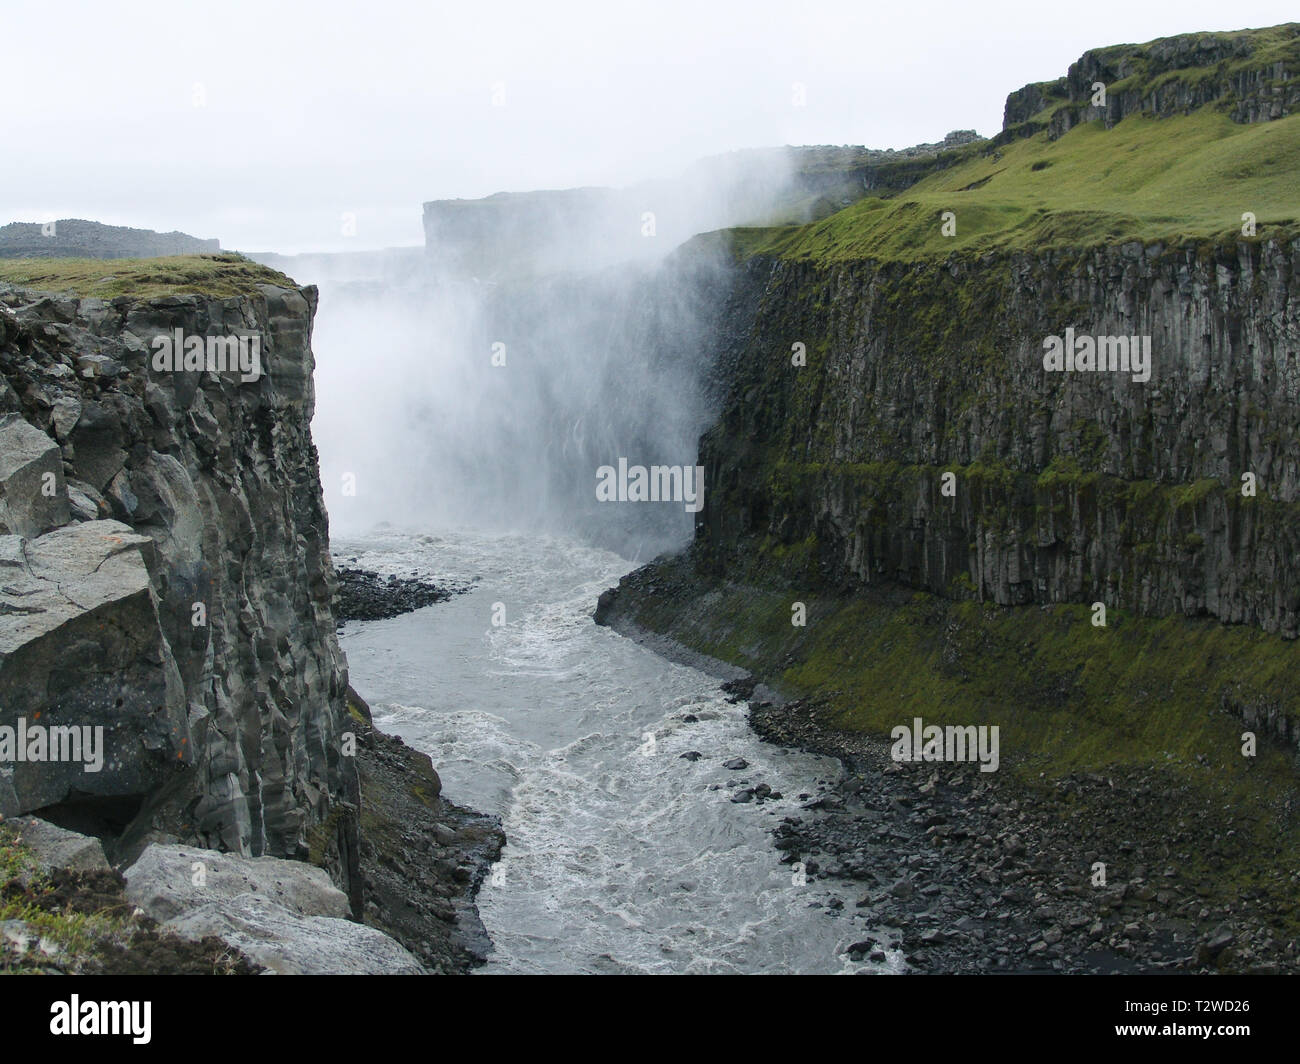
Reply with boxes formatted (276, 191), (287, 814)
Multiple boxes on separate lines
(335, 527), (897, 974)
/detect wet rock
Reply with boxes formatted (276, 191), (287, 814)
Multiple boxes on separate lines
(334, 567), (466, 625)
(723, 757), (749, 770)
(720, 676), (757, 701)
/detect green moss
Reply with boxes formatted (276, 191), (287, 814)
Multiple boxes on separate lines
(612, 556), (1300, 883)
(0, 253), (300, 299)
(306, 804), (347, 868)
(1170, 477), (1221, 509)
(0, 823), (123, 962)
(0, 822), (38, 881)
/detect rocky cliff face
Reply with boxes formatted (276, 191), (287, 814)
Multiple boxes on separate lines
(0, 278), (357, 897)
(1002, 24), (1298, 138)
(694, 237), (1300, 636)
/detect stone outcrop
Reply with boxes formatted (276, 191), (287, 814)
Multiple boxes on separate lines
(0, 219), (221, 260)
(0, 276), (357, 900)
(0, 521), (181, 816)
(124, 843), (421, 975)
(1002, 25), (1299, 138)
(164, 893), (424, 975)
(0, 413), (68, 536)
(7, 815), (111, 874)
(124, 843), (349, 922)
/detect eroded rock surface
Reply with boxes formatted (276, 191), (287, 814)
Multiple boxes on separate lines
(0, 280), (357, 899)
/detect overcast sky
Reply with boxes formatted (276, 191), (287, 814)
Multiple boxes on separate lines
(2, 0), (1294, 253)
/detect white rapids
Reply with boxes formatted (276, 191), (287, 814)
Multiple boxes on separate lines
(335, 527), (900, 974)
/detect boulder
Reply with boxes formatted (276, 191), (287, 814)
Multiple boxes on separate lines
(124, 843), (348, 922)
(0, 520), (186, 813)
(124, 842), (421, 975)
(6, 816), (110, 874)
(49, 396), (81, 440)
(65, 480), (106, 522)
(0, 414), (68, 538)
(165, 894), (425, 975)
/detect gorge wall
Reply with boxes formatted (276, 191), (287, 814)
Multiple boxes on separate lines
(0, 269), (358, 898)
(598, 25), (1300, 769)
(695, 237), (1300, 635)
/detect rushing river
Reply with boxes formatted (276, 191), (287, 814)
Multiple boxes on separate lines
(335, 526), (896, 974)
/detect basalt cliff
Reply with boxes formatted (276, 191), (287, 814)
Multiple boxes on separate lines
(0, 256), (501, 973)
(597, 24), (1300, 967)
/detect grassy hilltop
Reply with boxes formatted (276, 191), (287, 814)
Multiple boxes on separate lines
(0, 253), (300, 299)
(731, 24), (1300, 262)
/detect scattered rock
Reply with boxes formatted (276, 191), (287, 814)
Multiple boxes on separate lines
(334, 567), (468, 626)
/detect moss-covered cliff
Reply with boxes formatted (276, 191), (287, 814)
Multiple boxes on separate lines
(599, 25), (1300, 803)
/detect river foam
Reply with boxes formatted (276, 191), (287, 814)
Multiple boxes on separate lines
(336, 527), (900, 974)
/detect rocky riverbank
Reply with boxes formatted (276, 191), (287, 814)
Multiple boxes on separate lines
(344, 688), (505, 973)
(587, 29), (1300, 975)
(598, 573), (1300, 975)
(746, 697), (1295, 974)
(334, 565), (470, 626)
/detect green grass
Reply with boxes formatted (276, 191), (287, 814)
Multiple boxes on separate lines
(0, 253), (301, 299)
(733, 108), (1300, 263)
(0, 823), (120, 965)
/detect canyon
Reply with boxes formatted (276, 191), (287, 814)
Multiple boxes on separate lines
(2, 21), (1298, 975)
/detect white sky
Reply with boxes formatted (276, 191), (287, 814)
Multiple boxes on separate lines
(1, 0), (1295, 253)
